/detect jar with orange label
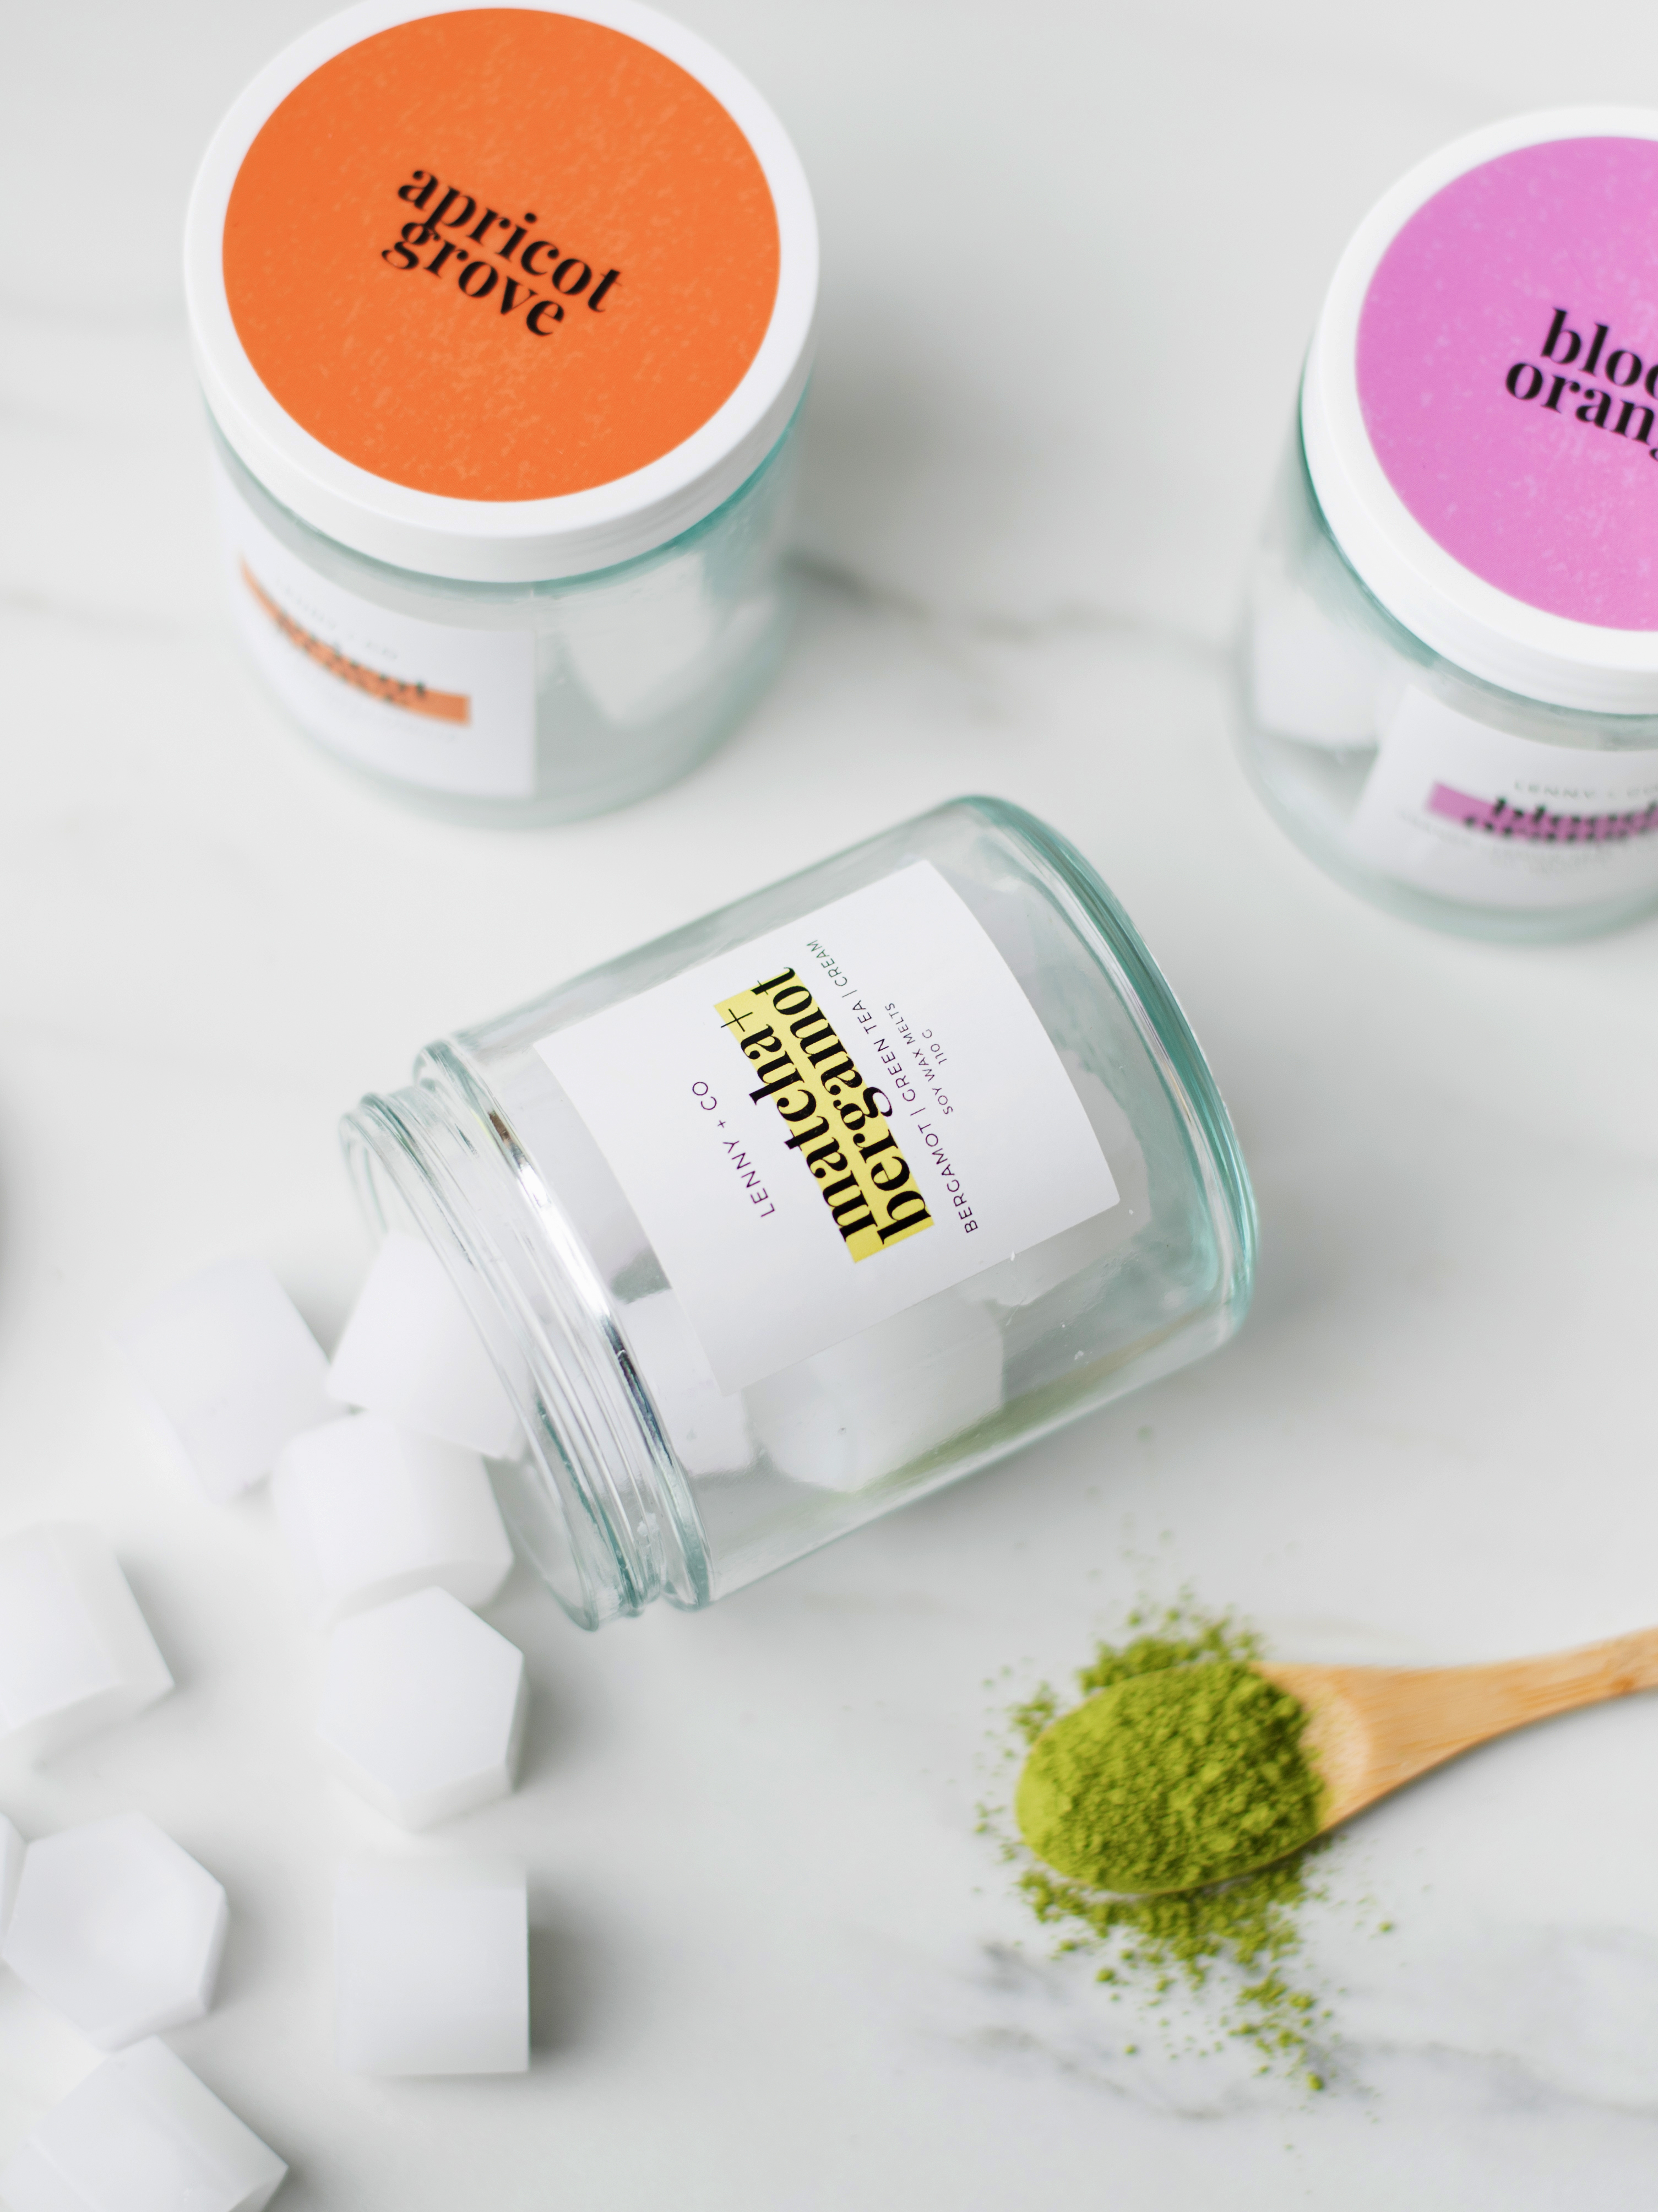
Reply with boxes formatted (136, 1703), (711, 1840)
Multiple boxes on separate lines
(184, 0), (817, 823)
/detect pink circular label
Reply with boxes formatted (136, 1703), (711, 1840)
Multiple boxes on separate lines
(1357, 137), (1658, 632)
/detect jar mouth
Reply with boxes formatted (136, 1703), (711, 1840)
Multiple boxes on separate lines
(340, 1045), (711, 1628)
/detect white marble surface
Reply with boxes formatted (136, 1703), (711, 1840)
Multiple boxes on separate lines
(5, 0), (1658, 2202)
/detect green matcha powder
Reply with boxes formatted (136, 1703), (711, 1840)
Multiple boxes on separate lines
(1005, 1611), (1333, 2082)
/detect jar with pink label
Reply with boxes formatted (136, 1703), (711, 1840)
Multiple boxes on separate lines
(1237, 110), (1658, 941)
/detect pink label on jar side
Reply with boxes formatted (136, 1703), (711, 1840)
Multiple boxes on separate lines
(1356, 137), (1658, 632)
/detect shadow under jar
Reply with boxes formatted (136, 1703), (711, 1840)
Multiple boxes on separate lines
(183, 0), (817, 825)
(341, 798), (1257, 1629)
(1237, 108), (1658, 941)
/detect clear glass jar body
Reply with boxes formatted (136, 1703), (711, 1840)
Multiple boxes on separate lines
(340, 798), (1256, 1629)
(209, 409), (800, 828)
(1236, 427), (1658, 942)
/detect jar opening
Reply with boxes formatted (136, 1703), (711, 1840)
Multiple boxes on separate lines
(341, 1047), (711, 1628)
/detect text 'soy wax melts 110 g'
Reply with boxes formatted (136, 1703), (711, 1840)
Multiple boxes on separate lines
(339, 798), (1257, 1629)
(1237, 109), (1658, 941)
(184, 0), (817, 825)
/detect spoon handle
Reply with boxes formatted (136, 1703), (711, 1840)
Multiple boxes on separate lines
(1264, 1625), (1658, 1825)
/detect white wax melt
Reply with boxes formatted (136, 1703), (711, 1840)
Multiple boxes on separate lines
(327, 1233), (523, 1456)
(334, 1859), (529, 2076)
(0, 2036), (286, 2212)
(620, 1290), (751, 1476)
(318, 1587), (526, 1831)
(0, 1525), (172, 1765)
(112, 1255), (333, 1501)
(748, 1294), (1005, 1492)
(2, 1813), (227, 2050)
(272, 1413), (513, 1627)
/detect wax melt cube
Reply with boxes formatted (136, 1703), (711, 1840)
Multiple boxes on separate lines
(327, 1233), (522, 1456)
(112, 1256), (333, 1501)
(2, 1814), (227, 2051)
(273, 1414), (513, 1627)
(0, 1525), (172, 1765)
(334, 1859), (529, 2076)
(318, 1587), (526, 1831)
(621, 1291), (751, 1476)
(749, 1294), (1005, 1492)
(0, 1815), (23, 1943)
(0, 2036), (286, 2212)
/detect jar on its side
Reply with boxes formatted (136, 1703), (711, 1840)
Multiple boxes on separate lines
(209, 410), (800, 827)
(341, 798), (1256, 1629)
(1236, 110), (1658, 941)
(185, 0), (817, 825)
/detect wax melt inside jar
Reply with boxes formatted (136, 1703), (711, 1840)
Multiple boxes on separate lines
(1235, 110), (1658, 941)
(184, 0), (818, 824)
(341, 798), (1256, 1628)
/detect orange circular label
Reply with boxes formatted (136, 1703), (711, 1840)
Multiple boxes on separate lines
(224, 9), (780, 503)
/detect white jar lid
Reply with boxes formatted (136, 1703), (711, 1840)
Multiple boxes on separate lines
(184, 0), (817, 583)
(1302, 109), (1658, 714)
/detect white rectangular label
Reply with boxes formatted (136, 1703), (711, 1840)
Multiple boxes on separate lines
(536, 863), (1121, 1394)
(214, 459), (536, 799)
(1349, 687), (1658, 910)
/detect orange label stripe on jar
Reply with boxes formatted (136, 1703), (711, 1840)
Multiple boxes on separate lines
(240, 562), (471, 724)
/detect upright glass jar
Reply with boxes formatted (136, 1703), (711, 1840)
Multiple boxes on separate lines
(1237, 111), (1658, 941)
(183, 0), (816, 825)
(341, 798), (1256, 1628)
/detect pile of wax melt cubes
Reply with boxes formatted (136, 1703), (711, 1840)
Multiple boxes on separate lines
(0, 1235), (538, 2204)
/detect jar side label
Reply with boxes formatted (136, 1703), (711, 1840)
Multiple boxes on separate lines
(221, 10), (779, 504)
(214, 458), (536, 798)
(536, 863), (1122, 1394)
(1348, 687), (1658, 909)
(1356, 136), (1658, 632)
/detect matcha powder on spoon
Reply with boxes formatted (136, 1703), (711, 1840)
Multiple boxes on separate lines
(1005, 1611), (1335, 2080)
(1018, 1639), (1321, 1894)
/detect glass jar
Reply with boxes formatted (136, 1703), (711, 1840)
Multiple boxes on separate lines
(184, 0), (817, 825)
(1237, 110), (1658, 942)
(340, 798), (1257, 1629)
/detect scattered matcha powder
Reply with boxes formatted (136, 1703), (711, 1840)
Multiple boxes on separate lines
(1003, 1608), (1334, 2083)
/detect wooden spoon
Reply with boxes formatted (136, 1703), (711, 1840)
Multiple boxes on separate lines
(1260, 1626), (1658, 1835)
